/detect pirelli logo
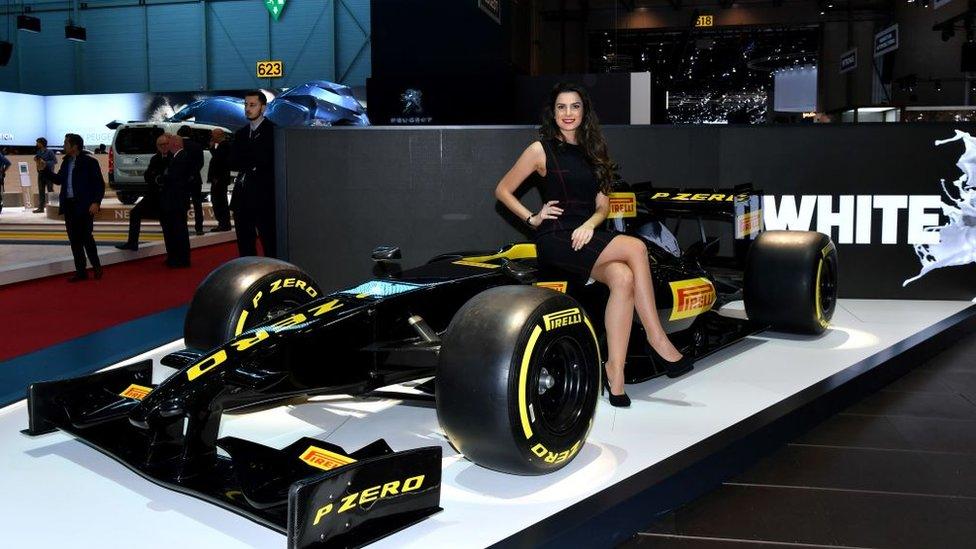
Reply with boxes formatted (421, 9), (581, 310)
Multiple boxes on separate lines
(736, 210), (762, 238)
(300, 446), (357, 471)
(607, 192), (637, 218)
(535, 281), (568, 293)
(543, 308), (582, 331)
(669, 278), (717, 321)
(119, 383), (152, 401)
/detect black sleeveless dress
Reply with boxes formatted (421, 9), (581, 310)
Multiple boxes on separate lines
(535, 139), (618, 283)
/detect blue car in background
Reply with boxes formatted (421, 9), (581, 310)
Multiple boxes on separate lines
(168, 80), (370, 128)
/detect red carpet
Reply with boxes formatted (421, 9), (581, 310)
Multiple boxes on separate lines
(0, 242), (239, 362)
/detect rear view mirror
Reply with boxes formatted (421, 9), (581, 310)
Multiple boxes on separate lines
(372, 245), (401, 262)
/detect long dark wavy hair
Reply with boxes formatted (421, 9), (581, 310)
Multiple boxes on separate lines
(539, 82), (617, 194)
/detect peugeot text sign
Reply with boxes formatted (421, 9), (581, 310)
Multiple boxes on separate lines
(874, 25), (899, 57)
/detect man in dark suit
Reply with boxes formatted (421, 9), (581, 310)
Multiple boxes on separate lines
(207, 128), (232, 232)
(159, 134), (194, 267)
(37, 133), (105, 282)
(231, 90), (276, 258)
(177, 125), (206, 235)
(116, 133), (169, 251)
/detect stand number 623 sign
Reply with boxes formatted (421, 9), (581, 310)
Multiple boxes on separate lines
(256, 61), (284, 79)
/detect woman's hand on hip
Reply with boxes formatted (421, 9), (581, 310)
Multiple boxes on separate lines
(530, 200), (563, 227)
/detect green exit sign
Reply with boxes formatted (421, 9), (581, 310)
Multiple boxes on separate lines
(265, 0), (286, 21)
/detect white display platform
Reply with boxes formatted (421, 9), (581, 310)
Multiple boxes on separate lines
(0, 299), (972, 548)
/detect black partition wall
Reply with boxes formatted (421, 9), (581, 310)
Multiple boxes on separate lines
(277, 124), (976, 300)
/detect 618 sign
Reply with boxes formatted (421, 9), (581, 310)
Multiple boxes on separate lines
(256, 60), (283, 79)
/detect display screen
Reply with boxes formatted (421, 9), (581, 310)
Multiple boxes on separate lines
(0, 91), (46, 147)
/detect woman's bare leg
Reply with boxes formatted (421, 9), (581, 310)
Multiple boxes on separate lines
(590, 260), (634, 395)
(592, 235), (682, 361)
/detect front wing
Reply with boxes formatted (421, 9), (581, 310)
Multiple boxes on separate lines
(25, 360), (442, 549)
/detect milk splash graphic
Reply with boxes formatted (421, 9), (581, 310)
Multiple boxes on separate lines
(903, 130), (976, 293)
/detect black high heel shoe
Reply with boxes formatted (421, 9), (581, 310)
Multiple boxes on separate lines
(602, 369), (631, 408)
(646, 342), (694, 378)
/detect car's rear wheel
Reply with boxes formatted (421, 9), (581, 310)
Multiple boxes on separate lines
(436, 286), (601, 475)
(744, 230), (838, 334)
(183, 257), (322, 351)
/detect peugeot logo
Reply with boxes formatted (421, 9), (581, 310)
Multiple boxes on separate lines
(401, 89), (423, 115)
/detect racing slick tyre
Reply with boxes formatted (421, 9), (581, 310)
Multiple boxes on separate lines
(436, 286), (601, 475)
(744, 230), (838, 335)
(183, 257), (322, 351)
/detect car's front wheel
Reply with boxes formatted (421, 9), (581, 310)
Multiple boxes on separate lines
(183, 257), (323, 351)
(436, 286), (601, 475)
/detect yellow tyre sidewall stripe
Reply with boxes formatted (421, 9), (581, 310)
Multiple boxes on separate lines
(815, 257), (828, 329)
(518, 325), (543, 440)
(518, 312), (601, 442)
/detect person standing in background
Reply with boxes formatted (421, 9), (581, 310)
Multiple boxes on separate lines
(33, 137), (58, 213)
(0, 149), (10, 215)
(158, 134), (193, 267)
(231, 90), (277, 257)
(177, 125), (205, 236)
(207, 128), (232, 232)
(37, 133), (104, 282)
(116, 134), (170, 251)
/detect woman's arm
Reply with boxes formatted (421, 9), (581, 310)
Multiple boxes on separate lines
(494, 141), (561, 228)
(587, 192), (610, 228)
(570, 192), (610, 251)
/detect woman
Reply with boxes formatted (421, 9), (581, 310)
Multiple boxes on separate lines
(494, 83), (692, 408)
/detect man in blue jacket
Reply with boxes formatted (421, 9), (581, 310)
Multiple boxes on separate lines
(37, 133), (105, 281)
(33, 137), (58, 213)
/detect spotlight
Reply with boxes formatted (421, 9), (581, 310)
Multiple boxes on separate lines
(65, 24), (87, 42)
(17, 15), (41, 33)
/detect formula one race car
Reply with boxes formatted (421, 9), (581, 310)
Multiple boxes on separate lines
(25, 183), (838, 548)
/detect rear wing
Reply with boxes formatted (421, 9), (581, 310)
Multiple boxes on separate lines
(604, 182), (764, 268)
(607, 182), (764, 241)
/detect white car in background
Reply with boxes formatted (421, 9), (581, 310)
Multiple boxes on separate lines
(108, 121), (232, 205)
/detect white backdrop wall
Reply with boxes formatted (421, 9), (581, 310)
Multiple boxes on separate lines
(773, 65), (818, 113)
